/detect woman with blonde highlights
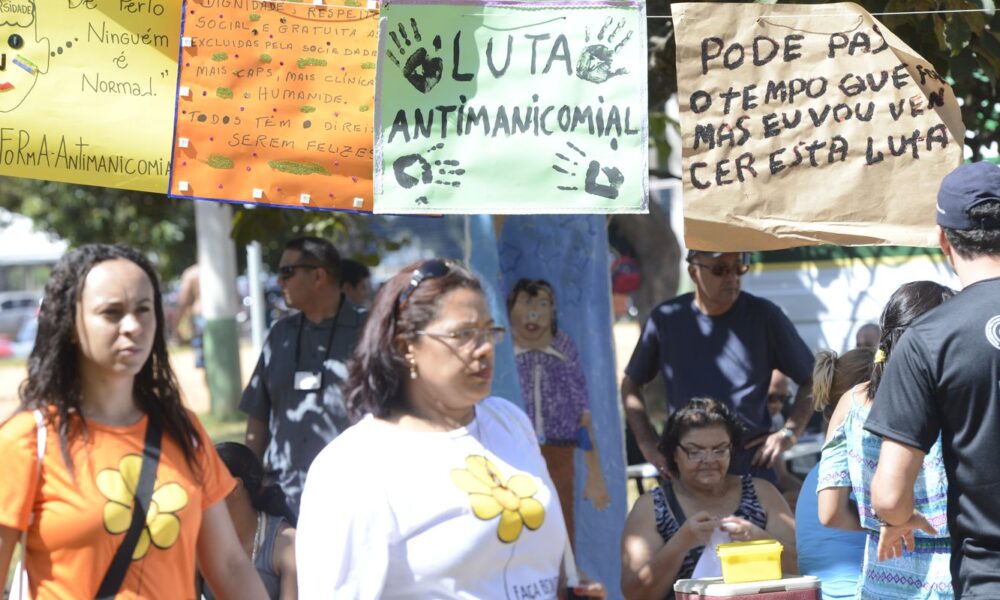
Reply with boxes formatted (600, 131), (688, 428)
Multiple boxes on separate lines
(817, 281), (955, 599)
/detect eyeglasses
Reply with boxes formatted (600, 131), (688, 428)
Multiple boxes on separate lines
(690, 262), (750, 278)
(397, 259), (451, 312)
(278, 264), (321, 279)
(416, 326), (506, 349)
(678, 444), (731, 462)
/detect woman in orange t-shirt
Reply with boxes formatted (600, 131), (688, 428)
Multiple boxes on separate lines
(0, 244), (268, 600)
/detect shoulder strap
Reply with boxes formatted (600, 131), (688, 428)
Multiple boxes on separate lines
(662, 481), (687, 525)
(95, 415), (162, 600)
(14, 410), (48, 600)
(29, 410), (46, 524)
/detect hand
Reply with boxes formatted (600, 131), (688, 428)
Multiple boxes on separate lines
(679, 511), (720, 549)
(719, 516), (761, 542)
(748, 430), (794, 468)
(569, 579), (606, 599)
(877, 511), (937, 561)
(583, 469), (610, 511)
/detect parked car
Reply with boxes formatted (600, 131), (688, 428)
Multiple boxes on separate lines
(0, 291), (42, 338)
(10, 315), (36, 358)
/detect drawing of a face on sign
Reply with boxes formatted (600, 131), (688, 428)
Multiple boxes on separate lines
(508, 279), (556, 351)
(0, 0), (49, 113)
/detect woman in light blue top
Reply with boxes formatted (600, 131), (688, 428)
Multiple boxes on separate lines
(818, 281), (955, 600)
(796, 347), (871, 599)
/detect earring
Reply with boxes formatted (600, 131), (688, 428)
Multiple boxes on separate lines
(406, 347), (418, 379)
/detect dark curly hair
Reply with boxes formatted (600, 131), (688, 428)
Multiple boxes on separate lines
(343, 259), (483, 421)
(216, 442), (297, 526)
(17, 244), (201, 473)
(658, 397), (744, 476)
(867, 280), (955, 402)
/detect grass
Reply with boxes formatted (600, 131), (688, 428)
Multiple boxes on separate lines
(198, 411), (248, 444)
(0, 356), (26, 369)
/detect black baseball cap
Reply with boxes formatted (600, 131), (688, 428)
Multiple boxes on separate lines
(686, 250), (751, 264)
(936, 161), (1000, 230)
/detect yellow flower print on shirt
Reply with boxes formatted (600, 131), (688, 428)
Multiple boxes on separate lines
(96, 454), (189, 560)
(451, 455), (545, 543)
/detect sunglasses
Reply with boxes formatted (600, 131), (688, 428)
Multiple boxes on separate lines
(397, 259), (451, 312)
(278, 264), (321, 279)
(690, 262), (750, 278)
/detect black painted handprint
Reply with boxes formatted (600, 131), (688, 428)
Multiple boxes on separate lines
(576, 17), (633, 84)
(553, 142), (624, 200)
(386, 18), (443, 94)
(392, 143), (464, 205)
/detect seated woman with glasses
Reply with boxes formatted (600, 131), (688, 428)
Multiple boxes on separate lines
(620, 398), (797, 599)
(296, 259), (604, 598)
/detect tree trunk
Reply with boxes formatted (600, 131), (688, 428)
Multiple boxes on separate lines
(612, 199), (681, 324)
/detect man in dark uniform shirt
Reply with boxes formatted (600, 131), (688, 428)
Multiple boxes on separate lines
(869, 161), (1000, 599)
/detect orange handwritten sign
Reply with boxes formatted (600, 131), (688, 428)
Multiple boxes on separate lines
(169, 0), (376, 211)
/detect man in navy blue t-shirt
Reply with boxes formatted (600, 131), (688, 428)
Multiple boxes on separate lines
(621, 251), (815, 482)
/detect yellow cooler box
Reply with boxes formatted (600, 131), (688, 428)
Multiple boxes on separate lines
(674, 575), (821, 600)
(716, 540), (783, 583)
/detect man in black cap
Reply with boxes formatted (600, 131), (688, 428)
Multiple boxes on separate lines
(868, 161), (1000, 599)
(621, 250), (815, 482)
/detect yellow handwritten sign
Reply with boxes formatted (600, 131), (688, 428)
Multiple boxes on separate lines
(0, 0), (180, 193)
(170, 0), (376, 212)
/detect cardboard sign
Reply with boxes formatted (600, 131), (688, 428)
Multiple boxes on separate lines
(673, 2), (965, 250)
(170, 0), (377, 211)
(374, 0), (648, 214)
(0, 0), (180, 193)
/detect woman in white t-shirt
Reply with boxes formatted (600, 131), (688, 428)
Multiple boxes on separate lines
(296, 259), (604, 599)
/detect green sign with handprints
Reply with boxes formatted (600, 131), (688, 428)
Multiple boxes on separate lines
(374, 0), (648, 214)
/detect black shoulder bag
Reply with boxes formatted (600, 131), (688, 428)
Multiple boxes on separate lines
(95, 415), (163, 600)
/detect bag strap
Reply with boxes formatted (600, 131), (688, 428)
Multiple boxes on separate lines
(663, 481), (709, 573)
(14, 410), (47, 600)
(662, 481), (687, 525)
(95, 415), (162, 600)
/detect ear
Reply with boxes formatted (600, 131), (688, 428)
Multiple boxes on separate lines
(392, 335), (411, 356)
(937, 226), (951, 257)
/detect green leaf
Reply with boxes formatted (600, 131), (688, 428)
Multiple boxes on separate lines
(950, 46), (978, 81)
(962, 10), (987, 35)
(933, 16), (949, 52)
(944, 15), (972, 55)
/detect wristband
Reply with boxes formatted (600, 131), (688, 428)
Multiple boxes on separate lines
(779, 427), (797, 444)
(875, 511), (904, 528)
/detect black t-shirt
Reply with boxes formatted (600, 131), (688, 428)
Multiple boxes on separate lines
(866, 277), (1000, 598)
